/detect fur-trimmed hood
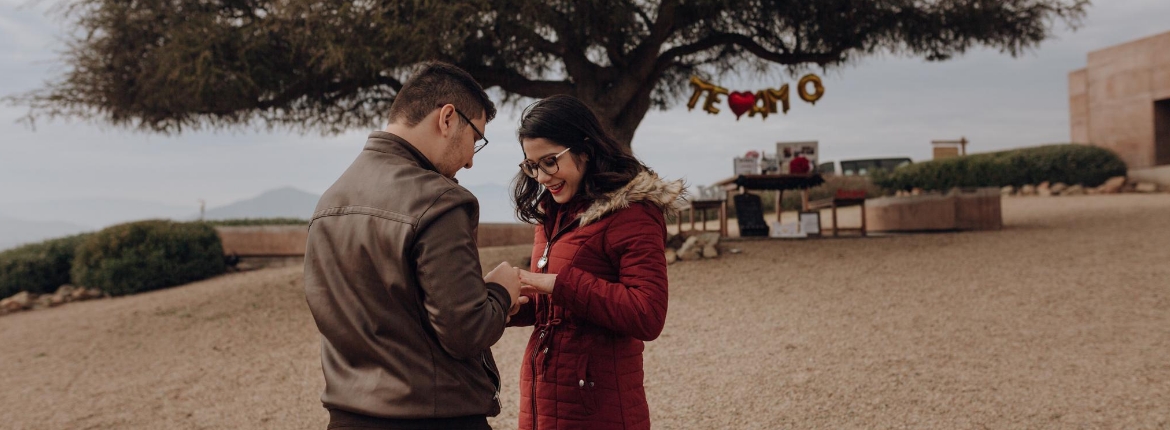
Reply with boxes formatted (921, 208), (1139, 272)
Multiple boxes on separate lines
(577, 171), (686, 227)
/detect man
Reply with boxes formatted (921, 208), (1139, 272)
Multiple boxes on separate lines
(304, 62), (524, 430)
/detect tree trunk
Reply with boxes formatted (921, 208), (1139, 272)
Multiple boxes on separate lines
(589, 81), (656, 154)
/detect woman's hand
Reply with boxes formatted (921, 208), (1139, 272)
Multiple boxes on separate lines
(517, 269), (557, 295)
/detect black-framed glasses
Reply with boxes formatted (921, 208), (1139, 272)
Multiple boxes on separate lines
(519, 148), (572, 178)
(439, 104), (488, 153)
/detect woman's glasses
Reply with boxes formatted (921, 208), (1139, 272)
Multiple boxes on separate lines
(519, 148), (572, 178)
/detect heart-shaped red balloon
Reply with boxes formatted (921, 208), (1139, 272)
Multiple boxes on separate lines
(727, 91), (756, 119)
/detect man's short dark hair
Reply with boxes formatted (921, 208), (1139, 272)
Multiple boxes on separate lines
(387, 62), (496, 126)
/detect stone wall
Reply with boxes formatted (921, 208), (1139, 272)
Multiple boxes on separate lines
(865, 189), (1002, 233)
(1069, 31), (1170, 169)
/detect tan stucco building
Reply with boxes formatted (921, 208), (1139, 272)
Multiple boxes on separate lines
(1069, 30), (1170, 169)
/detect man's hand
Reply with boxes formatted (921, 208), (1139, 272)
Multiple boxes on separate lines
(518, 269), (557, 295)
(485, 262), (524, 314)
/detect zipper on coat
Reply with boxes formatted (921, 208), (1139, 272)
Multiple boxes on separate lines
(482, 352), (502, 410)
(530, 215), (578, 430)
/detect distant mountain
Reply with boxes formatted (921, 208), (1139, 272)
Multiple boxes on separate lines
(200, 187), (321, 220)
(0, 216), (93, 251)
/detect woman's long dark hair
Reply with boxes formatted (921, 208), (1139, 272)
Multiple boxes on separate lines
(512, 95), (645, 224)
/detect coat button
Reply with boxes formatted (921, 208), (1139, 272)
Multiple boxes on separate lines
(578, 380), (585, 387)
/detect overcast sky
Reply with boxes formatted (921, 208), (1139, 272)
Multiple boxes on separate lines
(3, 0), (1170, 224)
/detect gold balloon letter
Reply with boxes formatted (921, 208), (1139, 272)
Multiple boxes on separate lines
(687, 76), (729, 115)
(797, 74), (824, 105)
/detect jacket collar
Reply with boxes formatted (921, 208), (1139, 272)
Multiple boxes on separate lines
(363, 131), (456, 183)
(576, 171), (686, 227)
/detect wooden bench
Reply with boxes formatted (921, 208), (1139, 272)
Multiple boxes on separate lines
(807, 189), (867, 237)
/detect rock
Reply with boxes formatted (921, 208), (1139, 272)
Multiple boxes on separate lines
(1063, 184), (1085, 196)
(1050, 182), (1068, 194)
(85, 288), (105, 299)
(3, 291), (33, 311)
(1000, 185), (1015, 196)
(1135, 182), (1159, 193)
(1019, 184), (1036, 196)
(676, 236), (702, 261)
(911, 188), (924, 196)
(665, 234), (687, 250)
(54, 285), (77, 303)
(70, 287), (89, 301)
(49, 294), (67, 306)
(702, 245), (719, 258)
(1096, 176), (1126, 194)
(697, 232), (721, 248)
(1, 297), (23, 312)
(34, 295), (55, 309)
(1037, 181), (1052, 197)
(665, 248), (678, 264)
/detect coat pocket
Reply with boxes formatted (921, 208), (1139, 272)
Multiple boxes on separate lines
(575, 354), (598, 416)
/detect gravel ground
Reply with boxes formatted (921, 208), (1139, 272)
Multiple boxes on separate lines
(1, 194), (1168, 429)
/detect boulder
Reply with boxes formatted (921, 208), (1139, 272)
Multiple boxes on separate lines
(676, 236), (702, 261)
(2, 291), (33, 311)
(1019, 184), (1036, 196)
(1063, 184), (1085, 196)
(1037, 181), (1052, 197)
(702, 245), (719, 259)
(665, 248), (678, 264)
(1000, 185), (1015, 196)
(1050, 182), (1068, 194)
(1096, 176), (1126, 194)
(1135, 182), (1159, 193)
(85, 288), (105, 300)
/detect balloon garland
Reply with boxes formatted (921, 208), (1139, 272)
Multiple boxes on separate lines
(686, 74), (825, 120)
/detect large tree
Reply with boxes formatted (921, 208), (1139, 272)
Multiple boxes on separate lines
(11, 0), (1087, 148)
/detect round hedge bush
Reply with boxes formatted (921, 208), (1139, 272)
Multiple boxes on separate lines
(0, 233), (91, 298)
(71, 220), (226, 296)
(872, 144), (1128, 191)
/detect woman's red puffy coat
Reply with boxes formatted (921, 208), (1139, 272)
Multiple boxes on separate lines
(509, 171), (683, 430)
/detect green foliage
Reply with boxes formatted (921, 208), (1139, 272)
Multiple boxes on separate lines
(201, 218), (308, 227)
(871, 144), (1128, 191)
(0, 233), (92, 298)
(71, 220), (226, 296)
(8, 0), (1088, 146)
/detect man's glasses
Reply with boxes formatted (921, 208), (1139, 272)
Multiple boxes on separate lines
(519, 148), (572, 178)
(440, 104), (488, 153)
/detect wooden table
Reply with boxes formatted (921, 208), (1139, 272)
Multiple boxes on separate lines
(676, 199), (729, 237)
(714, 174), (826, 223)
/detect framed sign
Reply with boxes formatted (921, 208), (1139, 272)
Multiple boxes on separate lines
(799, 211), (821, 236)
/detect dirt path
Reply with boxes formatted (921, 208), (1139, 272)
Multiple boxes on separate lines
(2, 194), (1168, 429)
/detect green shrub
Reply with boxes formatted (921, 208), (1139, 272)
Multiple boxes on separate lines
(0, 233), (92, 298)
(71, 220), (226, 296)
(201, 218), (308, 227)
(872, 144), (1127, 191)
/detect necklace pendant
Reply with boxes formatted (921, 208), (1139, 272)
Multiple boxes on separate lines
(537, 256), (548, 269)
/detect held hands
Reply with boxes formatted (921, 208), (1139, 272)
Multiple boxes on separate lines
(517, 269), (557, 295)
(484, 262), (528, 320)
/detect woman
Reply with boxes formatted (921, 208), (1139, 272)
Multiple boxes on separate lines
(507, 95), (684, 430)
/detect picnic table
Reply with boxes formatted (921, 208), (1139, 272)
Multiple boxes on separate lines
(714, 173), (826, 223)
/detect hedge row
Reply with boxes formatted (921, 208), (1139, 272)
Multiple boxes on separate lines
(872, 144), (1127, 191)
(72, 220), (226, 296)
(1, 220), (227, 299)
(0, 233), (92, 299)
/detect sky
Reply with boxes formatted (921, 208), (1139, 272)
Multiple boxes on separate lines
(2, 0), (1170, 224)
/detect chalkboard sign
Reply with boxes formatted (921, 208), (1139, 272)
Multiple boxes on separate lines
(733, 193), (769, 237)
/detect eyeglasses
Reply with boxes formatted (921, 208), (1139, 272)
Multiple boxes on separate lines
(519, 148), (572, 178)
(439, 104), (488, 153)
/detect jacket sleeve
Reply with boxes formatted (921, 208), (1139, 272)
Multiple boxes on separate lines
(551, 205), (669, 341)
(413, 188), (511, 359)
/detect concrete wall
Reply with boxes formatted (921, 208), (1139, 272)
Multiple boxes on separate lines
(865, 189), (1002, 233)
(216, 223), (536, 257)
(1070, 31), (1170, 169)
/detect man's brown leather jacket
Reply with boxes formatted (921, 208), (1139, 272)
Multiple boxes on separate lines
(304, 131), (510, 419)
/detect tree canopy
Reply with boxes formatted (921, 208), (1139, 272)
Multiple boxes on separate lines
(10, 0), (1089, 148)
